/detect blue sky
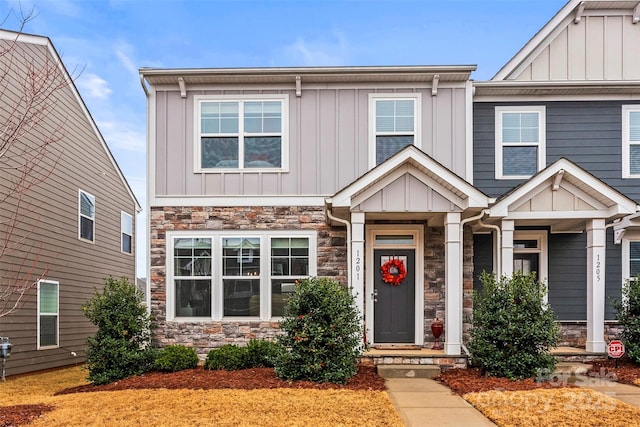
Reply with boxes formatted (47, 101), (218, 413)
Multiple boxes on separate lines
(1, 0), (568, 277)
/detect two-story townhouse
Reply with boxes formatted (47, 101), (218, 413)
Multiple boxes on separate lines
(0, 30), (140, 376)
(142, 0), (640, 361)
(473, 0), (640, 353)
(141, 66), (488, 358)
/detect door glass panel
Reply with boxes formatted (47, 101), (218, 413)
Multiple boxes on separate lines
(375, 235), (414, 245)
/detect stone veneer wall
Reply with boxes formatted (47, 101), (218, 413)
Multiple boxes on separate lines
(149, 206), (346, 357)
(422, 226), (474, 348)
(150, 206), (473, 358)
(557, 322), (622, 349)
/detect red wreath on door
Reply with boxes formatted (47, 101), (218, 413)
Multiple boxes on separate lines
(381, 258), (407, 286)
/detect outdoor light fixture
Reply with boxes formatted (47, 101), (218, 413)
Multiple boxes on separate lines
(0, 337), (11, 381)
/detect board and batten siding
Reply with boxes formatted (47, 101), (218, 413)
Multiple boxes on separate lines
(473, 100), (640, 199)
(154, 86), (469, 198)
(0, 40), (137, 376)
(512, 14), (640, 81)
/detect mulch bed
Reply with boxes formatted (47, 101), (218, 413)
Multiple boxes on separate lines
(55, 364), (386, 395)
(589, 357), (640, 385)
(0, 405), (54, 427)
(436, 367), (577, 395)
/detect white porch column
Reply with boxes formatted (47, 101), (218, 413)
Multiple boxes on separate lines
(445, 212), (462, 355)
(586, 219), (606, 353)
(501, 220), (515, 277)
(351, 212), (365, 323)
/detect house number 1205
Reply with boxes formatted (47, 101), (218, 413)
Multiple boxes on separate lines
(595, 254), (601, 282)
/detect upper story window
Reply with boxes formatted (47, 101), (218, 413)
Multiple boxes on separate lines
(369, 94), (421, 167)
(622, 105), (640, 178)
(79, 190), (95, 242)
(195, 95), (289, 172)
(495, 106), (546, 179)
(121, 211), (133, 254)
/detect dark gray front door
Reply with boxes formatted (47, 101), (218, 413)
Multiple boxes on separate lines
(373, 249), (415, 343)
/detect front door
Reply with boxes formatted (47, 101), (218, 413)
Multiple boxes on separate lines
(373, 249), (415, 343)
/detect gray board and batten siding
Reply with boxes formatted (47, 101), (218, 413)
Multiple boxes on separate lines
(153, 86), (469, 198)
(0, 37), (137, 376)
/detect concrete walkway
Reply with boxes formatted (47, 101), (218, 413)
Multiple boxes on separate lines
(385, 378), (496, 427)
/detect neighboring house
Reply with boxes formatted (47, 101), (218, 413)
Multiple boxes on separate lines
(141, 0), (640, 358)
(0, 30), (140, 376)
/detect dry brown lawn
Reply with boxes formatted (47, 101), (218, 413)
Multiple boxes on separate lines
(0, 366), (402, 426)
(465, 388), (640, 427)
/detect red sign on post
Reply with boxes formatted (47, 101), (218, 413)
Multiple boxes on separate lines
(608, 340), (625, 359)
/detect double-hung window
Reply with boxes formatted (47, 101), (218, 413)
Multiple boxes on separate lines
(196, 95), (288, 171)
(622, 105), (640, 178)
(495, 106), (546, 179)
(174, 238), (212, 317)
(369, 94), (421, 167)
(121, 212), (133, 254)
(79, 190), (95, 242)
(38, 280), (59, 349)
(168, 231), (315, 320)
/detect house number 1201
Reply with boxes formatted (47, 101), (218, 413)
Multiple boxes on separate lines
(355, 250), (361, 280)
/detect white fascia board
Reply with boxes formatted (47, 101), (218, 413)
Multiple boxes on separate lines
(151, 196), (327, 207)
(507, 210), (615, 220)
(492, 0), (581, 80)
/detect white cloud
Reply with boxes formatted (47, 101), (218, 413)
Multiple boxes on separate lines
(77, 72), (112, 99)
(114, 40), (138, 76)
(97, 120), (146, 154)
(272, 31), (350, 66)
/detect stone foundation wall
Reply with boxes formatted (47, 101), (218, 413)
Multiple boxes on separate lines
(557, 321), (621, 348)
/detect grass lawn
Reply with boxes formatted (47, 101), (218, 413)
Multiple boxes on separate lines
(1, 366), (402, 426)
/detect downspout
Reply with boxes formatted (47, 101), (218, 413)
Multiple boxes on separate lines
(140, 73), (151, 312)
(458, 209), (489, 357)
(324, 203), (352, 290)
(478, 217), (501, 275)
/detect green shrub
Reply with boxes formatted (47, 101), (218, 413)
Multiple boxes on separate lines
(611, 276), (640, 364)
(275, 277), (363, 384)
(204, 344), (249, 370)
(83, 277), (155, 385)
(245, 339), (282, 368)
(468, 272), (559, 380)
(155, 345), (199, 372)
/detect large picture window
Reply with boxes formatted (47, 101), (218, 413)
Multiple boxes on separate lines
(369, 94), (421, 167)
(79, 190), (95, 242)
(38, 280), (59, 349)
(623, 105), (640, 178)
(196, 96), (288, 171)
(495, 106), (546, 179)
(168, 231), (315, 320)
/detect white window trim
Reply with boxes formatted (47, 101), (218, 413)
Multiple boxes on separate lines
(495, 106), (546, 180)
(166, 230), (317, 322)
(622, 232), (640, 283)
(368, 93), (422, 168)
(193, 94), (290, 173)
(513, 230), (548, 303)
(622, 105), (640, 178)
(78, 189), (95, 243)
(37, 279), (59, 350)
(121, 211), (133, 255)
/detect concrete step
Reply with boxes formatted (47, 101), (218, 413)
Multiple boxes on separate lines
(554, 362), (592, 375)
(377, 364), (441, 379)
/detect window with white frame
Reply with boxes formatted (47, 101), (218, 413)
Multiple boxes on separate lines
(121, 212), (133, 254)
(79, 190), (95, 242)
(622, 105), (640, 178)
(168, 231), (315, 320)
(38, 280), (59, 349)
(495, 106), (546, 179)
(195, 95), (288, 171)
(174, 238), (212, 317)
(369, 94), (421, 166)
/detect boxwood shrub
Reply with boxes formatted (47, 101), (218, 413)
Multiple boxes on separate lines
(155, 345), (199, 372)
(204, 344), (248, 370)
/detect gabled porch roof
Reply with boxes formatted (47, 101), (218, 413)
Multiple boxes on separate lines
(488, 158), (639, 232)
(326, 145), (489, 216)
